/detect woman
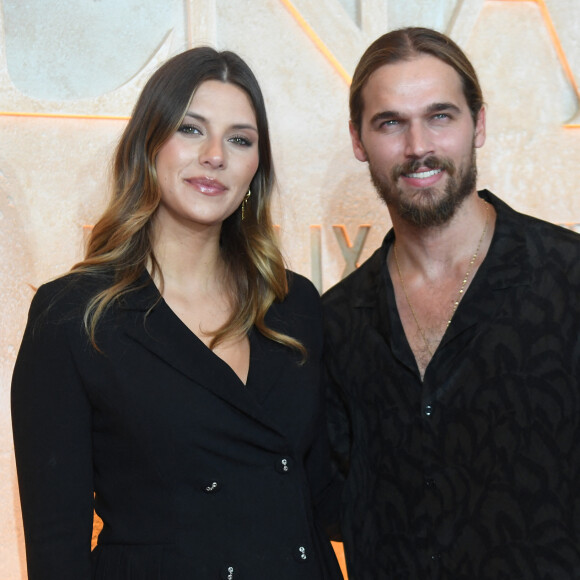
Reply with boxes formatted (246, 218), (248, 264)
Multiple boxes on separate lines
(12, 47), (342, 579)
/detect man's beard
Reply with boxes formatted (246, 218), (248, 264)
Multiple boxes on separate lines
(370, 147), (478, 228)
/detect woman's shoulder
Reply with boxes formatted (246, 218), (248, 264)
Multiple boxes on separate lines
(29, 270), (113, 324)
(266, 270), (321, 328)
(283, 270), (321, 313)
(282, 271), (323, 354)
(286, 270), (320, 300)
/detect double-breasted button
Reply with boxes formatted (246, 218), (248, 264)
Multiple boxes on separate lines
(293, 545), (308, 562)
(275, 457), (292, 474)
(203, 481), (220, 493)
(220, 564), (235, 579)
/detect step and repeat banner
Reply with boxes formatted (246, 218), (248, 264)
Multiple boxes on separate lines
(1, 1), (579, 577)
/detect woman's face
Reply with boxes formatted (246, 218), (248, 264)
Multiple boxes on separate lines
(154, 80), (260, 235)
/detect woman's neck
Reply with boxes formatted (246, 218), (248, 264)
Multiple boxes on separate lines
(150, 218), (226, 296)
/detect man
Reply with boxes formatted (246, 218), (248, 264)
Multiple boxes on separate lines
(323, 27), (580, 579)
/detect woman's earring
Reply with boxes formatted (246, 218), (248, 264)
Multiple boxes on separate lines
(241, 189), (251, 221)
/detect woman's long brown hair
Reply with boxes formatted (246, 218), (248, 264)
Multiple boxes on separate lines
(72, 47), (305, 358)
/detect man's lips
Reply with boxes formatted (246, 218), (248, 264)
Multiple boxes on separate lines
(186, 177), (227, 195)
(403, 168), (442, 179)
(399, 166), (445, 188)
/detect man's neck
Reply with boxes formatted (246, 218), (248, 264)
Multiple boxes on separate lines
(386, 191), (497, 379)
(389, 192), (495, 281)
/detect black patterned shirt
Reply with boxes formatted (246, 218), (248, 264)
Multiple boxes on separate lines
(323, 191), (580, 579)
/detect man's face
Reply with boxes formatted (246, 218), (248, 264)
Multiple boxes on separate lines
(350, 54), (486, 228)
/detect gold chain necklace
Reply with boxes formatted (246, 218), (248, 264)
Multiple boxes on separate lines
(393, 202), (490, 358)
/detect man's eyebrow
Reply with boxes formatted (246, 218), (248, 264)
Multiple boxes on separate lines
(369, 110), (402, 125)
(426, 102), (462, 115)
(369, 103), (463, 125)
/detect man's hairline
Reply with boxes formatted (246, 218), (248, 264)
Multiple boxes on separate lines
(351, 53), (481, 138)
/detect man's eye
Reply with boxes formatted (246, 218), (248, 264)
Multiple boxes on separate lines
(378, 119), (399, 129)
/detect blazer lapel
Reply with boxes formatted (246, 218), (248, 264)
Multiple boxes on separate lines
(119, 275), (286, 437)
(245, 313), (303, 406)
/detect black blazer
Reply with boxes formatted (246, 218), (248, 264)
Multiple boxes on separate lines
(12, 271), (342, 580)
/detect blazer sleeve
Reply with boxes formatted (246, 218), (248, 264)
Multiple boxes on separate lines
(321, 288), (353, 481)
(11, 283), (94, 580)
(290, 274), (343, 541)
(305, 393), (344, 542)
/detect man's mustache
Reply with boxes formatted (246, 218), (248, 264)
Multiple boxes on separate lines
(392, 156), (456, 180)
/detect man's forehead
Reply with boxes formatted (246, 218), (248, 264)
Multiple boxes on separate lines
(361, 55), (466, 115)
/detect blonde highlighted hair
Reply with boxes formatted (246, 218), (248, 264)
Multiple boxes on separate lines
(72, 47), (305, 358)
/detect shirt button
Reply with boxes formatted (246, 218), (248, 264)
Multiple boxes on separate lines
(275, 457), (292, 474)
(220, 565), (235, 579)
(202, 481), (220, 493)
(293, 545), (308, 562)
(424, 404), (433, 417)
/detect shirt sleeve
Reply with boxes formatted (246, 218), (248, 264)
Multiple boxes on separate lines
(11, 284), (94, 580)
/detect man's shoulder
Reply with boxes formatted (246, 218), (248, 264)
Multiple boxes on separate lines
(523, 214), (580, 256)
(486, 190), (579, 241)
(322, 240), (388, 309)
(488, 190), (580, 264)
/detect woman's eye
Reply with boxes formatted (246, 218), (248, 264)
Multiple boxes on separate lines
(229, 135), (253, 147)
(178, 124), (201, 135)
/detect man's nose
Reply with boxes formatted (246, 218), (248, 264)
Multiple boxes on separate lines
(404, 122), (433, 159)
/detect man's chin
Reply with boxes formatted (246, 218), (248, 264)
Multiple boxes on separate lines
(398, 204), (457, 228)
(395, 186), (462, 227)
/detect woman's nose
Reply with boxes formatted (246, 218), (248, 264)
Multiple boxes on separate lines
(199, 137), (225, 169)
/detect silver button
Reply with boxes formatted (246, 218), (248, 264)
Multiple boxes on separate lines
(203, 481), (220, 493)
(424, 404), (433, 417)
(220, 565), (235, 579)
(276, 457), (292, 474)
(293, 545), (309, 562)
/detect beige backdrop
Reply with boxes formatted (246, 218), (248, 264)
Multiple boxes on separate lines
(1, 1), (579, 578)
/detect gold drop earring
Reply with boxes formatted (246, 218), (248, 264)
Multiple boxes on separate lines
(241, 189), (251, 221)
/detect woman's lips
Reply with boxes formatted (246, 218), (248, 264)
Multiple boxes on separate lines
(186, 177), (227, 195)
